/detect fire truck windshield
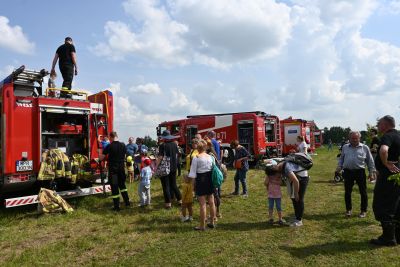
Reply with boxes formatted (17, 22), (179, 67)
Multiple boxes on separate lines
(157, 125), (167, 136)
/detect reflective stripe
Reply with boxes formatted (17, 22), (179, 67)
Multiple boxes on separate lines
(109, 194), (120, 199)
(120, 189), (128, 193)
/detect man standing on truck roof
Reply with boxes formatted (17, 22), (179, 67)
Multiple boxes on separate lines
(50, 37), (78, 96)
(100, 131), (130, 211)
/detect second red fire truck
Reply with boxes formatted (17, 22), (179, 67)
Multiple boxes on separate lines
(157, 112), (322, 166)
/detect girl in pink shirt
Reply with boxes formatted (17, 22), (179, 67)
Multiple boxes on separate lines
(265, 167), (284, 225)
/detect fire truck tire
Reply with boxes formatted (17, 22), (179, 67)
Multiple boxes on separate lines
(222, 147), (234, 167)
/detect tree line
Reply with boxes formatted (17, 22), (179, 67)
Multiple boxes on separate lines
(322, 126), (371, 145)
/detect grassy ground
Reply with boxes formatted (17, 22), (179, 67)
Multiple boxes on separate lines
(0, 148), (399, 266)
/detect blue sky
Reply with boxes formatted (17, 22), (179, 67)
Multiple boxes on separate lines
(2, 0), (400, 141)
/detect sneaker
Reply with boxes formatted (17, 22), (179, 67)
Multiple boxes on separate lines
(268, 219), (274, 225)
(241, 193), (248, 198)
(345, 210), (352, 217)
(181, 216), (188, 222)
(278, 219), (286, 226)
(184, 216), (193, 222)
(359, 212), (367, 218)
(290, 220), (303, 227)
(230, 192), (239, 196)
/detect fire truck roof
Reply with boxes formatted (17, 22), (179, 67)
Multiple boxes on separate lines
(186, 111), (273, 118)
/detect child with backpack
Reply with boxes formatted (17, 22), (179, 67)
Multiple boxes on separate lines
(264, 159), (285, 225)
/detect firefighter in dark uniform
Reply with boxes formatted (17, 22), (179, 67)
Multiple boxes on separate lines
(100, 131), (130, 211)
(371, 115), (400, 246)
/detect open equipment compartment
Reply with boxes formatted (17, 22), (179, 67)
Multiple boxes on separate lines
(40, 108), (90, 157)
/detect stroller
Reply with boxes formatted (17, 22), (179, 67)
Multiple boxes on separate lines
(333, 151), (344, 183)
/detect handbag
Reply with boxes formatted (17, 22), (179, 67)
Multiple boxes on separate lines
(211, 156), (224, 188)
(234, 160), (242, 169)
(155, 146), (170, 177)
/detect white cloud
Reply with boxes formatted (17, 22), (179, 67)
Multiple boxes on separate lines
(91, 0), (189, 65)
(172, 0), (292, 65)
(0, 65), (15, 78)
(0, 16), (35, 54)
(92, 0), (291, 67)
(101, 0), (400, 139)
(130, 83), (161, 94)
(169, 88), (200, 113)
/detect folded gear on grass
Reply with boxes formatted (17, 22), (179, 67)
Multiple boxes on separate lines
(37, 188), (74, 213)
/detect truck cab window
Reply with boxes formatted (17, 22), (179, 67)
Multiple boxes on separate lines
(171, 124), (179, 135)
(265, 121), (275, 142)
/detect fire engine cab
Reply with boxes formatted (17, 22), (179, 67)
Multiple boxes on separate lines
(0, 66), (113, 200)
(157, 111), (282, 166)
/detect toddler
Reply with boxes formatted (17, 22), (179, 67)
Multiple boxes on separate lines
(265, 161), (284, 225)
(48, 71), (57, 88)
(181, 174), (194, 222)
(126, 155), (134, 183)
(138, 158), (152, 206)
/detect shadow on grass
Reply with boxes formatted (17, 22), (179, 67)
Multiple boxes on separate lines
(215, 221), (272, 231)
(279, 240), (378, 259)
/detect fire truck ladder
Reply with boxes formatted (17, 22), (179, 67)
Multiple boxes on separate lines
(94, 113), (109, 196)
(276, 119), (282, 157)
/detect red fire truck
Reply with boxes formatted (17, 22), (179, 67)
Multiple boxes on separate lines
(314, 129), (323, 148)
(280, 117), (319, 154)
(157, 111), (282, 166)
(0, 66), (113, 206)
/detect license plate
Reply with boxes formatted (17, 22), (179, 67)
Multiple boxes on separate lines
(16, 160), (33, 172)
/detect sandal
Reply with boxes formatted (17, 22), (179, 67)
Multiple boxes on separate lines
(194, 226), (206, 231)
(207, 223), (215, 229)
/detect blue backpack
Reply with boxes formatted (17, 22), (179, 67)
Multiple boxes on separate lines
(211, 156), (224, 188)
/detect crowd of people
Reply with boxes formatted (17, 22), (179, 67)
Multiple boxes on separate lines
(98, 115), (399, 246)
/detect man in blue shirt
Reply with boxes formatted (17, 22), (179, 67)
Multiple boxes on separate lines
(126, 137), (138, 157)
(207, 131), (221, 162)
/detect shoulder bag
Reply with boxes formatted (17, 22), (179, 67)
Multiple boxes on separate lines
(155, 145), (171, 177)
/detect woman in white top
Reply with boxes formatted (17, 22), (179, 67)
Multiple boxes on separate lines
(188, 139), (216, 230)
(297, 136), (308, 154)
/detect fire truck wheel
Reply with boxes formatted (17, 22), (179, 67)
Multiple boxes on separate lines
(222, 147), (234, 167)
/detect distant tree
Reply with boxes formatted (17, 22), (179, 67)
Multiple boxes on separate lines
(142, 135), (158, 148)
(323, 126), (352, 144)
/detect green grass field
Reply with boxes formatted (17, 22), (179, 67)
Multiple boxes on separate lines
(1, 148), (399, 266)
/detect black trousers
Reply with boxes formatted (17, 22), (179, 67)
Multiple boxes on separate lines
(291, 176), (309, 221)
(109, 164), (129, 202)
(160, 170), (181, 203)
(373, 169), (400, 223)
(59, 64), (74, 90)
(343, 168), (368, 212)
